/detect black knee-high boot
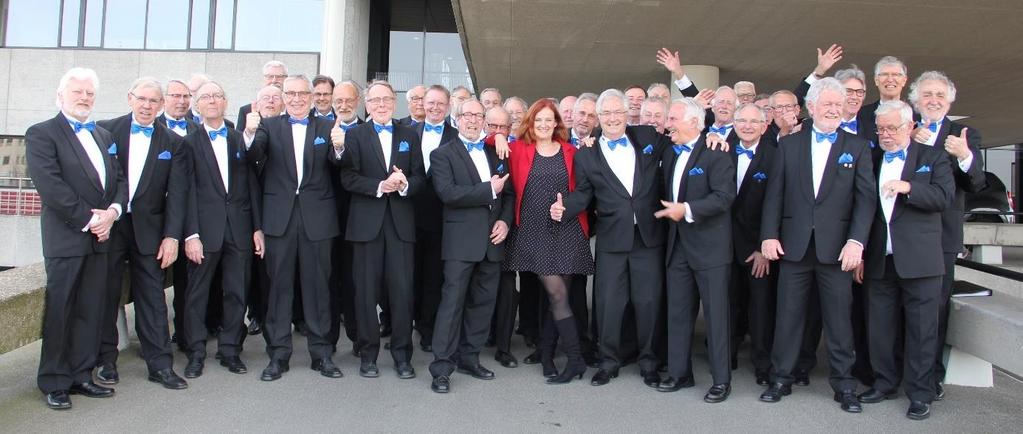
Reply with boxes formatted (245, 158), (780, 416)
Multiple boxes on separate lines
(548, 316), (587, 384)
(539, 311), (558, 378)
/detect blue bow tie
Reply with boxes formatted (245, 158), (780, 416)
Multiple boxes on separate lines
(409, 119), (419, 127)
(192, 114), (202, 124)
(374, 123), (393, 134)
(815, 131), (838, 143)
(839, 119), (858, 132)
(606, 137), (628, 150)
(208, 127), (228, 140)
(425, 123), (444, 134)
(918, 121), (939, 132)
(736, 145), (754, 159)
(507, 135), (516, 143)
(464, 140), (484, 152)
(167, 118), (188, 130)
(570, 137), (579, 146)
(884, 149), (906, 163)
(71, 120), (96, 133)
(709, 125), (730, 136)
(317, 112), (335, 120)
(673, 144), (692, 155)
(131, 123), (154, 137)
(339, 122), (356, 132)
(288, 116), (309, 126)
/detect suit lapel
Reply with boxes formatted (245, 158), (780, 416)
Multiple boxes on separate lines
(454, 140), (483, 184)
(628, 130), (644, 197)
(679, 138), (705, 201)
(387, 122), (400, 169)
(134, 127), (163, 198)
(60, 115), (105, 194)
(894, 143), (921, 220)
(365, 123), (388, 172)
(594, 138), (631, 198)
(737, 143), (763, 197)
(815, 131), (845, 203)
(279, 117), (299, 185)
(795, 129), (815, 203)
(200, 131), (228, 197)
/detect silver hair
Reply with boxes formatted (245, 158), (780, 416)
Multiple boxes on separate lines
(769, 90), (798, 107)
(574, 92), (598, 112)
(641, 97), (667, 113)
(712, 86), (737, 105)
(58, 67), (99, 93)
(336, 80), (363, 96)
(165, 78), (189, 93)
(735, 103), (767, 122)
(733, 81), (755, 92)
(255, 85), (282, 101)
(874, 100), (914, 125)
(873, 56), (907, 77)
(646, 82), (670, 95)
(908, 71), (957, 105)
(503, 96), (527, 111)
(262, 60), (288, 75)
(282, 74), (312, 91)
(128, 77), (164, 95)
(480, 87), (501, 99)
(805, 77), (845, 106)
(596, 89), (626, 114)
(454, 97), (482, 118)
(405, 85), (425, 102)
(365, 80), (396, 98)
(834, 64), (866, 87)
(672, 98), (706, 131)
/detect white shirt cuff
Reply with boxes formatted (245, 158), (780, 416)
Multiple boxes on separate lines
(958, 152), (974, 172)
(243, 132), (254, 149)
(186, 234), (200, 241)
(376, 182), (385, 198)
(109, 204), (122, 220)
(82, 213), (99, 232)
(846, 239), (864, 248)
(674, 75), (693, 91)
(491, 184), (498, 200)
(805, 73), (819, 85)
(398, 183), (409, 196)
(683, 202), (695, 223)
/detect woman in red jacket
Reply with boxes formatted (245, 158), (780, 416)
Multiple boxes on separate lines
(499, 98), (593, 384)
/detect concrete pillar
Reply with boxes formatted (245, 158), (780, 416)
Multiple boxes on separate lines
(669, 65), (720, 99)
(973, 245), (1003, 265)
(320, 0), (371, 84)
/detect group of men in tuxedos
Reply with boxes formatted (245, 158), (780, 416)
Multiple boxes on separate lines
(28, 43), (982, 421)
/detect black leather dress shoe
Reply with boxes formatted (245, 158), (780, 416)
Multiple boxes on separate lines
(247, 321), (261, 336)
(395, 362), (416, 379)
(522, 350), (541, 365)
(657, 376), (694, 392)
(312, 358), (343, 378)
(260, 360), (289, 381)
(69, 381), (115, 398)
(759, 383), (792, 402)
(590, 369), (618, 386)
(907, 401), (930, 420)
(148, 368), (188, 390)
(96, 363), (119, 385)
(833, 390), (863, 413)
(857, 388), (897, 403)
(457, 363), (495, 380)
(795, 372), (811, 386)
(359, 361), (380, 378)
(184, 358), (204, 379)
(641, 370), (661, 388)
(934, 383), (945, 401)
(755, 372), (770, 386)
(219, 356), (247, 374)
(45, 391), (71, 410)
(431, 375), (450, 393)
(495, 351), (519, 368)
(704, 383), (731, 403)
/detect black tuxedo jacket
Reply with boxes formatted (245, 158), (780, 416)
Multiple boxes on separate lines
(236, 104), (252, 132)
(98, 113), (189, 254)
(157, 114), (200, 137)
(731, 141), (779, 263)
(26, 113), (128, 257)
(246, 115), (341, 241)
(933, 119), (986, 253)
(339, 120), (426, 243)
(397, 116), (422, 129)
(328, 118), (364, 232)
(413, 121), (460, 231)
(183, 127), (261, 252)
(564, 125), (668, 253)
(761, 128), (876, 264)
(430, 138), (513, 262)
(660, 136), (736, 270)
(864, 142), (954, 279)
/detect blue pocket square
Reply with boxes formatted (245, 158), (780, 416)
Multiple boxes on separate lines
(107, 142), (117, 155)
(916, 165), (931, 173)
(688, 167), (705, 176)
(235, 150), (242, 160)
(496, 163), (505, 173)
(642, 144), (654, 155)
(837, 152), (854, 164)
(752, 171), (767, 181)
(313, 136), (326, 146)
(158, 150), (171, 160)
(398, 141), (410, 152)
(869, 140), (876, 149)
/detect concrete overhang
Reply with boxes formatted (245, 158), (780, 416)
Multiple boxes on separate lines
(452, 0), (1023, 147)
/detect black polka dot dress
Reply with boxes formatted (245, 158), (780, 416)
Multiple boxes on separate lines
(504, 149), (594, 276)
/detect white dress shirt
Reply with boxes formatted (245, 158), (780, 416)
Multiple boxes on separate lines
(458, 134), (496, 199)
(599, 135), (636, 196)
(421, 122), (445, 173)
(671, 137), (699, 222)
(878, 145), (908, 255)
(811, 127), (834, 198)
(205, 124), (230, 191)
(67, 115), (122, 231)
(164, 115), (188, 137)
(736, 141), (758, 193)
(373, 121), (408, 197)
(127, 118), (154, 213)
(290, 119), (307, 192)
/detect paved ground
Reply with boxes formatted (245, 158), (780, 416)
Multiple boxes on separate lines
(1, 317), (1021, 433)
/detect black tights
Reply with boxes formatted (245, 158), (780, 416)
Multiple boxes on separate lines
(539, 275), (572, 321)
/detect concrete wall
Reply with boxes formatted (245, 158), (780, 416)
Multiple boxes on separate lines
(0, 48), (320, 136)
(0, 215), (41, 268)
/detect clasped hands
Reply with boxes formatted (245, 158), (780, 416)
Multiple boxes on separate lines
(381, 166), (408, 194)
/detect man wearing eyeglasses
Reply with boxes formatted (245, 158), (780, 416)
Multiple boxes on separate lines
(97, 77), (190, 390)
(243, 74), (346, 382)
(237, 60), (288, 133)
(310, 75), (336, 121)
(398, 85), (427, 128)
(340, 80), (426, 380)
(179, 81), (263, 379)
(411, 85), (460, 354)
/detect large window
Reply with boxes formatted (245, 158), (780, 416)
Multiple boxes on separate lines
(2, 0), (323, 52)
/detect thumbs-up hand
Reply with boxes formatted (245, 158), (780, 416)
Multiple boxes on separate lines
(912, 123), (932, 144)
(550, 192), (566, 221)
(491, 173), (510, 194)
(245, 108), (262, 136)
(330, 124), (345, 151)
(943, 127), (971, 161)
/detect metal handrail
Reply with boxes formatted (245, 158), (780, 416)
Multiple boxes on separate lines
(956, 258), (1023, 282)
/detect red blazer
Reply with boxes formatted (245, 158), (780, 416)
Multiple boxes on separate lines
(497, 137), (589, 237)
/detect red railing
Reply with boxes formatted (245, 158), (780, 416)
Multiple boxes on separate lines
(0, 178), (40, 216)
